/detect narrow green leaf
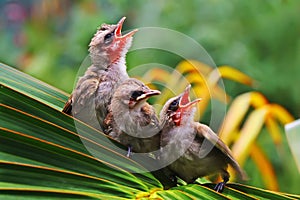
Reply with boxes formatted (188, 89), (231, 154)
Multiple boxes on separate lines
(227, 183), (297, 200)
(0, 189), (100, 200)
(203, 183), (257, 200)
(156, 190), (193, 200)
(0, 63), (68, 109)
(171, 184), (230, 200)
(0, 161), (136, 198)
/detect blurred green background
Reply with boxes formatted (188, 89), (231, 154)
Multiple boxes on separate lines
(1, 0), (299, 194)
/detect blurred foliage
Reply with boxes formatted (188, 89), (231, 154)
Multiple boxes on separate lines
(0, 0), (299, 194)
(0, 0), (299, 117)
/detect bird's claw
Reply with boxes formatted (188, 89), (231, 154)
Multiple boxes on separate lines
(170, 175), (177, 184)
(126, 146), (132, 157)
(214, 181), (226, 193)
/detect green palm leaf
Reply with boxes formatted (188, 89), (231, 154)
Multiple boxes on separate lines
(1, 63), (299, 199)
(0, 63), (67, 110)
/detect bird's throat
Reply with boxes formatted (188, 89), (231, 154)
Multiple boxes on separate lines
(109, 56), (128, 80)
(172, 111), (182, 126)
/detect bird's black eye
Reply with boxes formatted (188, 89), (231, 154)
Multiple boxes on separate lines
(104, 32), (114, 44)
(131, 91), (144, 100)
(168, 99), (179, 111)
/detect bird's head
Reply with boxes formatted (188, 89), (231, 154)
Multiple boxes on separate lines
(160, 85), (201, 127)
(112, 78), (161, 110)
(89, 17), (138, 68)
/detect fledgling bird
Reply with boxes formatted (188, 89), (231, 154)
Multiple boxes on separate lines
(160, 85), (247, 192)
(62, 17), (137, 130)
(103, 78), (161, 157)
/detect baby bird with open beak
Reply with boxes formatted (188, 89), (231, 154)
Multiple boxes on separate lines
(62, 17), (137, 130)
(104, 78), (161, 157)
(160, 85), (247, 192)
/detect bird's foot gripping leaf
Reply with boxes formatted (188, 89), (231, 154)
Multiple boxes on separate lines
(126, 145), (132, 157)
(214, 181), (227, 193)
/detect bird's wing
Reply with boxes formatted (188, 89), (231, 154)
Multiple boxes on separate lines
(141, 104), (161, 130)
(196, 123), (247, 180)
(103, 111), (114, 135)
(62, 94), (73, 114)
(63, 74), (100, 116)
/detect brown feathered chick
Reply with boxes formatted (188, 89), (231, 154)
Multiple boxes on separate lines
(160, 85), (247, 192)
(104, 78), (161, 157)
(62, 17), (137, 130)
